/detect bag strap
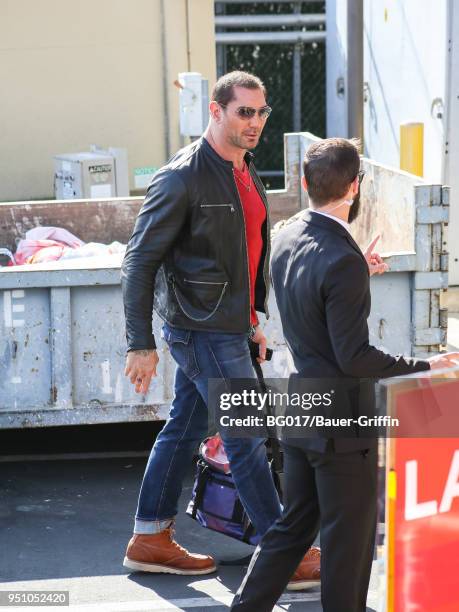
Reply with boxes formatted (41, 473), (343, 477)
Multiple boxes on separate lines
(231, 498), (245, 524)
(242, 514), (257, 544)
(249, 343), (283, 474)
(191, 461), (210, 519)
(269, 437), (283, 473)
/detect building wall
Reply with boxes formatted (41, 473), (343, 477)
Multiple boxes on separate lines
(325, 0), (348, 138)
(363, 0), (447, 181)
(445, 0), (459, 285)
(362, 0), (459, 284)
(0, 0), (216, 202)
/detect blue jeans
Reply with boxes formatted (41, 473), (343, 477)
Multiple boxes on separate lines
(134, 323), (282, 537)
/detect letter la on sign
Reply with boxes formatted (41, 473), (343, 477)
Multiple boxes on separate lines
(405, 449), (459, 520)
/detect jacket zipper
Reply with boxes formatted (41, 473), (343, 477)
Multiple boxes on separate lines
(249, 163), (271, 320)
(184, 278), (226, 285)
(232, 173), (252, 331)
(201, 203), (235, 212)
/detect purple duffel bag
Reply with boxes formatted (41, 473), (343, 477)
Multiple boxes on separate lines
(186, 433), (282, 546)
(186, 455), (261, 546)
(187, 342), (281, 546)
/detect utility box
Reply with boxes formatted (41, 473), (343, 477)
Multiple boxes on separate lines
(178, 72), (209, 137)
(53, 146), (129, 200)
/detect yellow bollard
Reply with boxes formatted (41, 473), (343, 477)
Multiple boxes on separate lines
(386, 468), (397, 612)
(400, 122), (424, 177)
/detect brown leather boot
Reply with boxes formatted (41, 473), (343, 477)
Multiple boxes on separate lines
(123, 527), (217, 575)
(287, 546), (321, 590)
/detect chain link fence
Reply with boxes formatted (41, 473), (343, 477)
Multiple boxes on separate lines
(216, 1), (326, 189)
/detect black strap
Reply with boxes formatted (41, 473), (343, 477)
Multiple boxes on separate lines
(242, 514), (256, 544)
(269, 437), (283, 473)
(249, 343), (283, 474)
(231, 499), (245, 524)
(191, 461), (210, 519)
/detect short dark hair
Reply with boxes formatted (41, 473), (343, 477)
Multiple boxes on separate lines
(303, 138), (361, 207)
(211, 71), (267, 106)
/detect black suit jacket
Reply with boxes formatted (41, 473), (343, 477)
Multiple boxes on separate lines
(270, 209), (430, 452)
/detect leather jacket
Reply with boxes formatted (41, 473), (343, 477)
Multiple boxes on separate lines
(121, 137), (271, 351)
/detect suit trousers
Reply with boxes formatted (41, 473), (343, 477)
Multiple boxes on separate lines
(230, 441), (378, 612)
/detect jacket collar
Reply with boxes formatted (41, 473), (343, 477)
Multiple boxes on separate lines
(301, 209), (367, 265)
(201, 136), (254, 169)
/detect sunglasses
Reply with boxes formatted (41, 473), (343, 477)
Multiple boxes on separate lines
(219, 103), (272, 120)
(357, 170), (365, 185)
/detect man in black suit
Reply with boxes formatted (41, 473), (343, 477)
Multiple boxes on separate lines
(230, 138), (459, 612)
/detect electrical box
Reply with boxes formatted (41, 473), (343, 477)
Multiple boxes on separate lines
(178, 72), (209, 137)
(53, 146), (129, 200)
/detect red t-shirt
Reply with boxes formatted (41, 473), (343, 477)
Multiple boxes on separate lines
(234, 163), (267, 326)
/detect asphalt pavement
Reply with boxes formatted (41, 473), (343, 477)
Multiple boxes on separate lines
(0, 456), (381, 611)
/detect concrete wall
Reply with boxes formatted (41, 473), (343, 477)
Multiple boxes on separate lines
(0, 0), (216, 202)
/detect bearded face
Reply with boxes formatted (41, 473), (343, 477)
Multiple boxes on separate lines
(348, 183), (362, 223)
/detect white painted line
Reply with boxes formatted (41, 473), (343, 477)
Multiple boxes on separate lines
(12, 289), (25, 298)
(56, 592), (322, 611)
(3, 290), (12, 327)
(13, 318), (25, 327)
(61, 591), (380, 611)
(12, 303), (25, 312)
(11, 376), (22, 384)
(6, 589), (380, 612)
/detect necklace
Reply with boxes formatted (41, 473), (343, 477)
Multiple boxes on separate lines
(234, 165), (252, 192)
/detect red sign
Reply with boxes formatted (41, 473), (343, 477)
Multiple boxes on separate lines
(387, 376), (459, 611)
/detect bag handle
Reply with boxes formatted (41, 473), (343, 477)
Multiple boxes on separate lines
(249, 341), (283, 474)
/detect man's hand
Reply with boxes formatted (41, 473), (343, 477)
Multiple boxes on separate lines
(124, 349), (159, 394)
(428, 352), (459, 370)
(252, 325), (267, 363)
(364, 235), (389, 276)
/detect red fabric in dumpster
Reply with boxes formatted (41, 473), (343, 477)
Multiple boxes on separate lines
(3, 227), (126, 266)
(10, 227), (84, 265)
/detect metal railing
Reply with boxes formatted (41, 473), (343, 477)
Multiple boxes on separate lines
(215, 1), (326, 188)
(215, 14), (325, 28)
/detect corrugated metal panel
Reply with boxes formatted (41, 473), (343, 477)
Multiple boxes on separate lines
(1, 273), (174, 428)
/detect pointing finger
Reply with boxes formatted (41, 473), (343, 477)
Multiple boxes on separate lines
(365, 235), (380, 256)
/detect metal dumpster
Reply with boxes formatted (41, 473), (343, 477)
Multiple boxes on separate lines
(0, 132), (450, 428)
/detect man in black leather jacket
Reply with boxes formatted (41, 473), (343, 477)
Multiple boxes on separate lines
(121, 71), (320, 585)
